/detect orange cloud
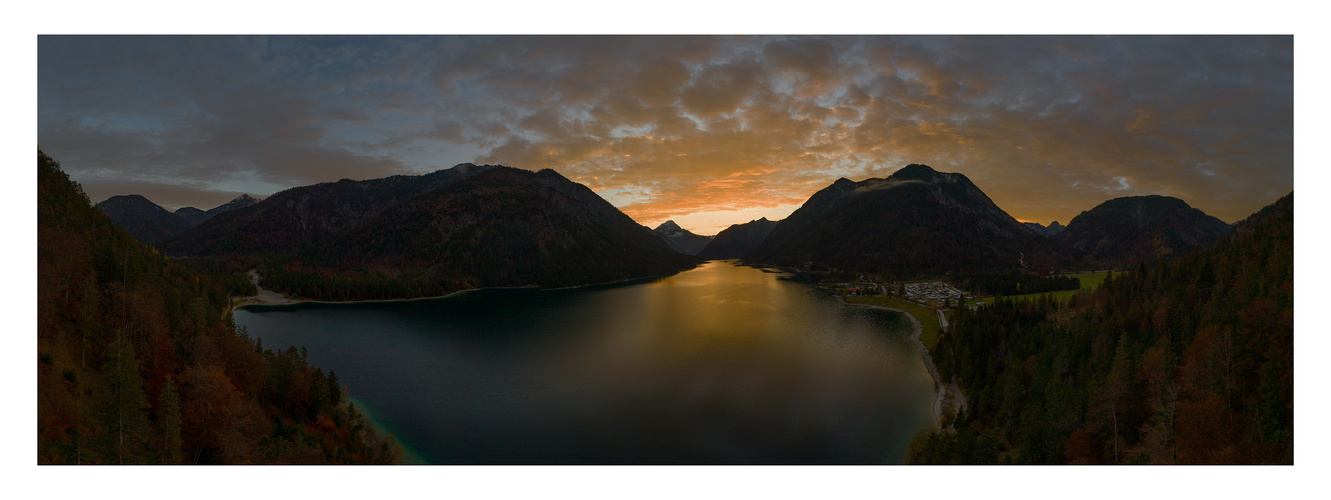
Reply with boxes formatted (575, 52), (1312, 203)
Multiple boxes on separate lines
(42, 36), (1291, 230)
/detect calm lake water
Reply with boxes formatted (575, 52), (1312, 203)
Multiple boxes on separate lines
(234, 261), (935, 464)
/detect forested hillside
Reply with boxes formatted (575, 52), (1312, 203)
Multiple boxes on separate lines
(1053, 195), (1232, 266)
(913, 192), (1292, 464)
(745, 164), (1072, 275)
(161, 165), (694, 302)
(697, 217), (779, 260)
(37, 151), (401, 464)
(94, 195), (194, 244)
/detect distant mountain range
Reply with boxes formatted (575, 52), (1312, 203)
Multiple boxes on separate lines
(652, 220), (713, 255)
(94, 195), (195, 244)
(1023, 220), (1065, 237)
(160, 165), (494, 257)
(95, 193), (259, 244)
(99, 159), (1244, 299)
(175, 194), (260, 225)
(1053, 195), (1231, 266)
(155, 164), (695, 300)
(739, 165), (1237, 274)
(745, 164), (1054, 274)
(698, 217), (779, 260)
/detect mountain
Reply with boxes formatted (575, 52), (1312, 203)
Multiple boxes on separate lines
(174, 206), (210, 226)
(277, 167), (696, 299)
(164, 164), (695, 300)
(38, 151), (399, 464)
(697, 217), (780, 259)
(1023, 221), (1065, 237)
(652, 220), (713, 255)
(745, 164), (1060, 274)
(176, 194), (261, 226)
(95, 194), (194, 244)
(1052, 195), (1231, 265)
(919, 192), (1291, 464)
(96, 191), (264, 243)
(1228, 191), (1292, 238)
(161, 164), (498, 257)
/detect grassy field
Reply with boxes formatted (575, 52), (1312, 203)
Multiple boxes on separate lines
(975, 271), (1111, 304)
(844, 295), (941, 351)
(841, 272), (1110, 352)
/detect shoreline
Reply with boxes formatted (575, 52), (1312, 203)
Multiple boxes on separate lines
(231, 269), (687, 312)
(837, 295), (952, 428)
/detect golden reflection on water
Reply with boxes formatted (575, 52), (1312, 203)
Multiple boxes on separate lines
(237, 260), (935, 463)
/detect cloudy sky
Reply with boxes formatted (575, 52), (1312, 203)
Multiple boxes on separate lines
(38, 35), (1293, 234)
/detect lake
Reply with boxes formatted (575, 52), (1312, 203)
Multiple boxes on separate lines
(234, 260), (936, 464)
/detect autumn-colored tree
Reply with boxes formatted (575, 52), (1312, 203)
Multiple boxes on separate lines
(181, 364), (267, 464)
(38, 150), (401, 464)
(916, 192), (1291, 464)
(1064, 428), (1100, 464)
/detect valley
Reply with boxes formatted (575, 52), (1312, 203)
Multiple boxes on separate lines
(36, 32), (1295, 472)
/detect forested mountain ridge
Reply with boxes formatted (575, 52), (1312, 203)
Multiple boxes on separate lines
(913, 192), (1292, 464)
(97, 193), (262, 244)
(264, 166), (697, 300)
(1023, 221), (1065, 237)
(745, 164), (1070, 275)
(38, 150), (401, 464)
(95, 195), (194, 244)
(175, 194), (261, 226)
(159, 163), (695, 301)
(1053, 195), (1231, 266)
(697, 217), (780, 260)
(160, 163), (498, 258)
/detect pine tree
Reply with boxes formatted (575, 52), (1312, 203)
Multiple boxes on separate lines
(91, 333), (153, 464)
(159, 375), (182, 464)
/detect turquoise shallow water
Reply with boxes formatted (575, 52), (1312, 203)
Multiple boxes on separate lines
(235, 261), (935, 464)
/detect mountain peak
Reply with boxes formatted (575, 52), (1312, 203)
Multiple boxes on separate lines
(889, 163), (941, 181)
(95, 194), (193, 243)
(214, 194), (260, 211)
(746, 163), (1046, 273)
(655, 220), (683, 232)
(98, 194), (151, 205)
(652, 220), (713, 254)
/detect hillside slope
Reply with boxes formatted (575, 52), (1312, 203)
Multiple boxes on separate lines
(1053, 195), (1231, 265)
(697, 217), (779, 260)
(917, 192), (1292, 464)
(746, 164), (1067, 274)
(259, 167), (697, 300)
(38, 150), (400, 464)
(161, 164), (496, 258)
(95, 195), (193, 244)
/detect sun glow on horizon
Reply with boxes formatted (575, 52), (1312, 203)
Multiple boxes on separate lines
(633, 203), (803, 236)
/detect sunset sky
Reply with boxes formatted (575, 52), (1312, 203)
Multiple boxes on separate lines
(38, 35), (1293, 235)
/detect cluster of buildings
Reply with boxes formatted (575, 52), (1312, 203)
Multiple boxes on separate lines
(893, 281), (973, 307)
(843, 283), (883, 296)
(825, 276), (986, 310)
(818, 278), (883, 296)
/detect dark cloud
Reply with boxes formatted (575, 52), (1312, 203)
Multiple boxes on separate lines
(39, 35), (1292, 234)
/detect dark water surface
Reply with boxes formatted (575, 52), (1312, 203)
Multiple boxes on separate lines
(235, 261), (935, 464)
